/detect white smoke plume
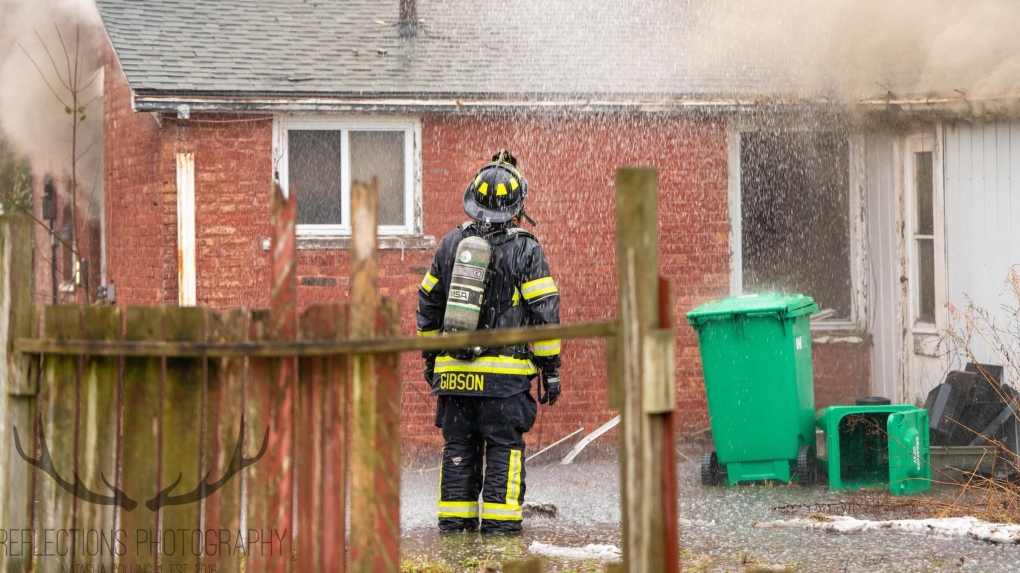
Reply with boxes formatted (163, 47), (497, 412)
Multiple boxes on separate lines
(0, 0), (103, 215)
(686, 0), (1020, 101)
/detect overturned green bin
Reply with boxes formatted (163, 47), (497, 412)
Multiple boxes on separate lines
(817, 405), (931, 495)
(687, 293), (819, 485)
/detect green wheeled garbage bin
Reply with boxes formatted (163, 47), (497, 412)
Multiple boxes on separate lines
(687, 293), (819, 485)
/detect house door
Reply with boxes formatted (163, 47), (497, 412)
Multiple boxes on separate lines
(900, 130), (949, 404)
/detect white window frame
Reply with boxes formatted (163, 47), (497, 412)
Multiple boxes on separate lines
(903, 129), (947, 342)
(273, 116), (423, 238)
(727, 123), (867, 333)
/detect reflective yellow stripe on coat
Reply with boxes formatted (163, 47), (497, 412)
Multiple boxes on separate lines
(520, 277), (557, 301)
(434, 355), (537, 376)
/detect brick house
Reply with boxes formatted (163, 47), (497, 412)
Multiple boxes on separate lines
(91, 0), (1018, 455)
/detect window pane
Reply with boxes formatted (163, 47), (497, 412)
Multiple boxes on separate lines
(917, 238), (936, 323)
(915, 151), (934, 235)
(350, 131), (406, 227)
(740, 131), (851, 320)
(289, 130), (342, 225)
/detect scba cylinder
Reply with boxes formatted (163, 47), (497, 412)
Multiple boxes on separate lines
(444, 236), (491, 333)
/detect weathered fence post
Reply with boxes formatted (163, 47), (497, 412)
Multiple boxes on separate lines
(615, 168), (675, 572)
(0, 212), (37, 572)
(247, 180), (298, 572)
(349, 179), (380, 572)
(349, 178), (400, 572)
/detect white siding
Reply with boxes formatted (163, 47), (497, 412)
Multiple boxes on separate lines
(866, 133), (903, 402)
(943, 122), (1020, 365)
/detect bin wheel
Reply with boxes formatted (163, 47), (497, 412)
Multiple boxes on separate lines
(797, 446), (816, 485)
(701, 451), (722, 486)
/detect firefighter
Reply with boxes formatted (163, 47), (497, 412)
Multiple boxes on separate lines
(417, 150), (561, 535)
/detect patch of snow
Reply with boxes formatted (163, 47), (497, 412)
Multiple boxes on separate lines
(527, 541), (622, 561)
(752, 515), (1020, 545)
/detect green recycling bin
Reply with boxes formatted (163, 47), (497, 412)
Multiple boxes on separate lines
(816, 405), (931, 495)
(687, 293), (818, 485)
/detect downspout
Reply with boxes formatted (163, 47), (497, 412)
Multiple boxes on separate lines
(176, 152), (196, 306)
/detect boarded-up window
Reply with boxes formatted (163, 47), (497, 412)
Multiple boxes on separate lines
(740, 131), (852, 321)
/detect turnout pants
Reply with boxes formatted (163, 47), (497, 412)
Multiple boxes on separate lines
(436, 392), (538, 534)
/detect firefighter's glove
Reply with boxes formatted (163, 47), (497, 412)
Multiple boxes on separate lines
(540, 371), (561, 406)
(424, 358), (436, 387)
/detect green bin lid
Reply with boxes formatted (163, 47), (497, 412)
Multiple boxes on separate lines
(686, 293), (818, 326)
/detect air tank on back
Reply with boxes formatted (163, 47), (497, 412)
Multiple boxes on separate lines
(443, 236), (491, 333)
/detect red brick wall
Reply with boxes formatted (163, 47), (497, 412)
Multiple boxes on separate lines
(813, 342), (872, 407)
(103, 85), (869, 457)
(103, 56), (162, 305)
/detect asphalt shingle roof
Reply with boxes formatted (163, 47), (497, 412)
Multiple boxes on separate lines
(95, 0), (779, 100)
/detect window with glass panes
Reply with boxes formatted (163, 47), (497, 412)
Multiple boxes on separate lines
(279, 119), (417, 235)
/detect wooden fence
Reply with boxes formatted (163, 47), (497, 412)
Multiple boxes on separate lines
(2, 170), (678, 573)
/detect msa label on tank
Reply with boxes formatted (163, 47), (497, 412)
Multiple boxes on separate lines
(444, 236), (492, 333)
(795, 336), (804, 350)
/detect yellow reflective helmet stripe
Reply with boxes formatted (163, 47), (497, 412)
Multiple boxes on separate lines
(521, 277), (557, 300)
(533, 339), (561, 357)
(478, 182), (489, 196)
(435, 355), (537, 376)
(510, 177), (519, 191)
(496, 183), (508, 196)
(421, 272), (439, 293)
(417, 329), (440, 337)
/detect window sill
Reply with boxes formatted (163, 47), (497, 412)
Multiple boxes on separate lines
(811, 330), (869, 345)
(261, 235), (436, 251)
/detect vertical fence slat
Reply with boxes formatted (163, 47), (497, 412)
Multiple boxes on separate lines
(349, 180), (379, 573)
(615, 168), (667, 573)
(35, 305), (82, 570)
(297, 304), (339, 572)
(2, 207), (37, 573)
(78, 306), (122, 569)
(204, 309), (248, 573)
(159, 307), (206, 567)
(373, 299), (401, 570)
(658, 277), (679, 573)
(321, 305), (349, 572)
(0, 302), (36, 573)
(121, 307), (164, 569)
(246, 310), (288, 572)
(246, 179), (297, 570)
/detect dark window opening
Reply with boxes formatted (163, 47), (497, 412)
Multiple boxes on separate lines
(740, 131), (852, 321)
(914, 151), (935, 324)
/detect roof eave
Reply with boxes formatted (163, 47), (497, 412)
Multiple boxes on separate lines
(130, 91), (822, 115)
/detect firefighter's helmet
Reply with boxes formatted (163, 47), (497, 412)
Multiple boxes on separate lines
(463, 150), (529, 224)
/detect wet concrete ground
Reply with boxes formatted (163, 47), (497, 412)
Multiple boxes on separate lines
(400, 451), (1020, 572)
